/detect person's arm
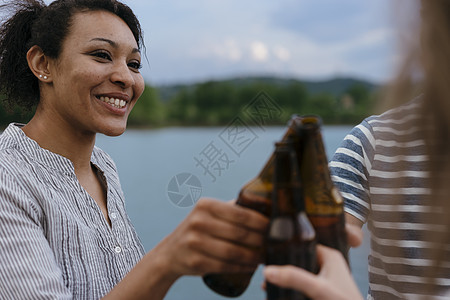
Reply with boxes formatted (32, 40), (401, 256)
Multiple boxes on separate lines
(104, 197), (269, 300)
(345, 213), (364, 248)
(346, 213), (363, 229)
(330, 120), (375, 244)
(263, 245), (363, 300)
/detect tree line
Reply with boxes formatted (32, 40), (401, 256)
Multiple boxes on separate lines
(0, 77), (379, 128)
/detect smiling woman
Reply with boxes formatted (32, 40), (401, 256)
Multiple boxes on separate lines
(0, 0), (269, 299)
(25, 10), (145, 138)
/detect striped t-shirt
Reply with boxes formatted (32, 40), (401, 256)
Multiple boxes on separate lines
(330, 97), (450, 299)
(0, 123), (145, 299)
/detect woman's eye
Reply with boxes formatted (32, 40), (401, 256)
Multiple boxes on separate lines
(128, 61), (142, 70)
(92, 51), (112, 61)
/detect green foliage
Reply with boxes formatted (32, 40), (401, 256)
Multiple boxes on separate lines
(0, 77), (379, 129)
(0, 96), (34, 129)
(128, 85), (165, 127)
(304, 93), (338, 122)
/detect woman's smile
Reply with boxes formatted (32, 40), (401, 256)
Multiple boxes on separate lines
(95, 91), (132, 113)
(98, 96), (127, 109)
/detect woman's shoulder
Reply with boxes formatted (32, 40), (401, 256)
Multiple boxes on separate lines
(368, 95), (423, 124)
(0, 124), (27, 170)
(0, 123), (21, 150)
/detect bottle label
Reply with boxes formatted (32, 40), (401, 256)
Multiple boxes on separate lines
(268, 217), (293, 240)
(297, 212), (316, 241)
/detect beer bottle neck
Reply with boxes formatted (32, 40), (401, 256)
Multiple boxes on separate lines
(298, 116), (344, 211)
(300, 120), (333, 189)
(271, 140), (301, 217)
(255, 114), (303, 182)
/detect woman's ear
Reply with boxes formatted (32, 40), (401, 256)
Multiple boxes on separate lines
(27, 45), (52, 83)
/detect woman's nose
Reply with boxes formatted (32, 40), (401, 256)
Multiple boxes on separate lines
(110, 62), (135, 88)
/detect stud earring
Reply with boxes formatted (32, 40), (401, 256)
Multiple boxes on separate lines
(43, 75), (48, 80)
(39, 75), (42, 78)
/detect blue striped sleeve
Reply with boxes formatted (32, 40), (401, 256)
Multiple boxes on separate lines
(330, 119), (375, 222)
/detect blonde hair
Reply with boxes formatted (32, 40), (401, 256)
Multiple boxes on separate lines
(384, 0), (450, 294)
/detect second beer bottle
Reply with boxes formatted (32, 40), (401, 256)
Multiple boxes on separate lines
(265, 140), (317, 300)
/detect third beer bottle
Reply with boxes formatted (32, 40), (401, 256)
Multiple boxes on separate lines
(296, 116), (348, 261)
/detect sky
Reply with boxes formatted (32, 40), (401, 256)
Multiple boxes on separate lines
(127, 1), (405, 85)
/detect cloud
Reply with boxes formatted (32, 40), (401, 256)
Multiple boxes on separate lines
(330, 28), (394, 54)
(210, 39), (243, 62)
(194, 39), (291, 65)
(269, 0), (391, 43)
(130, 0), (395, 84)
(273, 46), (291, 61)
(250, 41), (269, 62)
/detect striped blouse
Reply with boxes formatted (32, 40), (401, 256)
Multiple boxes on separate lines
(330, 96), (450, 299)
(0, 123), (145, 299)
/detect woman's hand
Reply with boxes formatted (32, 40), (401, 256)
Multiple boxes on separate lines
(263, 245), (363, 300)
(151, 197), (269, 279)
(106, 198), (268, 300)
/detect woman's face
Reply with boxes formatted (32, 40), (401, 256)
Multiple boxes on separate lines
(47, 10), (144, 136)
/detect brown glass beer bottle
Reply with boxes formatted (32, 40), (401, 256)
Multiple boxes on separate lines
(202, 115), (303, 297)
(201, 154), (272, 297)
(296, 116), (348, 261)
(265, 140), (317, 300)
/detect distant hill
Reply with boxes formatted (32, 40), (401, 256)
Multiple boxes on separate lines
(297, 77), (379, 96)
(154, 76), (379, 102)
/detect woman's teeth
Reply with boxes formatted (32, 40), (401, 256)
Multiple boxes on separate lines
(99, 96), (126, 109)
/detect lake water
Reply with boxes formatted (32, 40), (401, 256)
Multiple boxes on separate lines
(96, 125), (370, 300)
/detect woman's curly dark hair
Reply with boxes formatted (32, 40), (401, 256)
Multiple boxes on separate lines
(0, 0), (144, 110)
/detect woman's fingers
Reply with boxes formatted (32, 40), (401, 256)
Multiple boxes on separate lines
(193, 200), (267, 248)
(263, 245), (363, 300)
(198, 215), (266, 248)
(209, 198), (269, 233)
(264, 265), (322, 296)
(316, 244), (347, 269)
(182, 228), (262, 267)
(156, 197), (269, 277)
